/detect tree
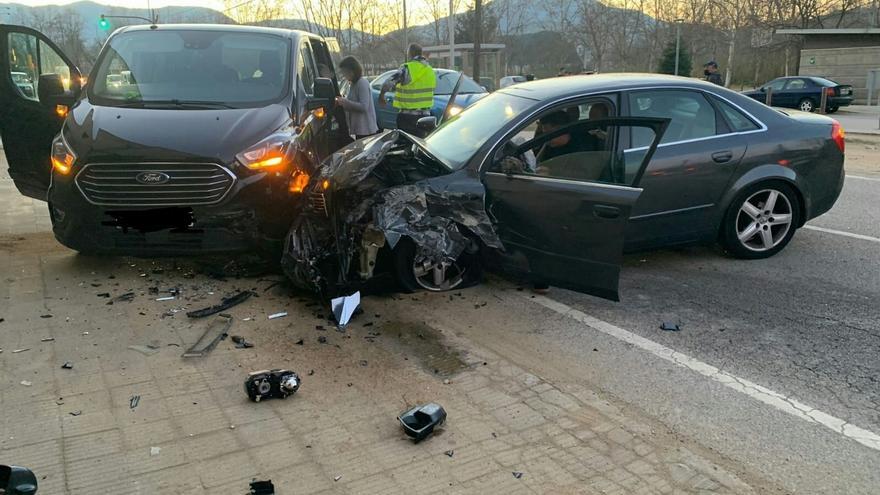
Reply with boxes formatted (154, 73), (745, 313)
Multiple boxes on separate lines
(657, 39), (693, 75)
(454, 1), (498, 43)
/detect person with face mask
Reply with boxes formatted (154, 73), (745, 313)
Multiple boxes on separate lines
(704, 61), (723, 86)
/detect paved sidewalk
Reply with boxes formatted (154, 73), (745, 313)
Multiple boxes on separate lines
(0, 168), (763, 494)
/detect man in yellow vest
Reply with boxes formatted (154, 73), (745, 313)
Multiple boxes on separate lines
(378, 43), (437, 137)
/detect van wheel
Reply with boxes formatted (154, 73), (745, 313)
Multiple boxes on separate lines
(721, 181), (801, 259)
(392, 238), (481, 292)
(798, 98), (816, 112)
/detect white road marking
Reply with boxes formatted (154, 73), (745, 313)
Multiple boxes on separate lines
(526, 294), (880, 452)
(846, 174), (880, 182)
(804, 225), (880, 243)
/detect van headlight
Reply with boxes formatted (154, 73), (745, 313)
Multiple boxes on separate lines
(236, 131), (294, 170)
(447, 105), (463, 117)
(51, 135), (76, 175)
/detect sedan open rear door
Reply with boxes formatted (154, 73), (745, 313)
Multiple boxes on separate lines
(483, 117), (668, 301)
(0, 25), (81, 200)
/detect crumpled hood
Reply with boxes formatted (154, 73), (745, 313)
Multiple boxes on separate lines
(318, 130), (402, 186)
(65, 100), (291, 164)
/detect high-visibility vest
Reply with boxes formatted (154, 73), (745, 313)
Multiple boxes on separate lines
(393, 60), (436, 110)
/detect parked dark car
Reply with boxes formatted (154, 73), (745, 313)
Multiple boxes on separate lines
(742, 76), (853, 113)
(0, 24), (352, 255)
(283, 74), (845, 300)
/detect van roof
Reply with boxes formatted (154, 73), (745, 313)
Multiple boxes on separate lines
(118, 23), (316, 40)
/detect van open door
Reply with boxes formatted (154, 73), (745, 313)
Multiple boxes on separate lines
(0, 25), (81, 200)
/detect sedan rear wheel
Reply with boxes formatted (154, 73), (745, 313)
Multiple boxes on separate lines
(798, 98), (816, 112)
(721, 182), (801, 259)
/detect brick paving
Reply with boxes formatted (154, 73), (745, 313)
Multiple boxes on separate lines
(0, 160), (759, 494)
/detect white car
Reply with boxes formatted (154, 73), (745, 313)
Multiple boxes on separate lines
(499, 75), (527, 89)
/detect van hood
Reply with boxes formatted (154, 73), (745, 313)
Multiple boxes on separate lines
(65, 101), (291, 164)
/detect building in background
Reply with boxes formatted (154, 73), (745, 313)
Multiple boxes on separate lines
(423, 43), (505, 91)
(777, 28), (880, 105)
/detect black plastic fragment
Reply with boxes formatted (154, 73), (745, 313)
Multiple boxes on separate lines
(512, 472), (524, 479)
(398, 403), (446, 442)
(106, 292), (135, 305)
(660, 322), (681, 332)
(249, 479), (275, 495)
(61, 361), (73, 369)
(231, 335), (254, 349)
(186, 291), (253, 318)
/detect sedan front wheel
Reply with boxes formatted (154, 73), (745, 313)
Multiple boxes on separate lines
(393, 238), (482, 292)
(721, 182), (801, 259)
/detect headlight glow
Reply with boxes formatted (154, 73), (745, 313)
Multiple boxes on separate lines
(237, 131), (294, 170)
(51, 136), (76, 175)
(447, 105), (463, 117)
(289, 171), (310, 194)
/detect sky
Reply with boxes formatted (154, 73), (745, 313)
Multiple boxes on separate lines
(10, 0), (227, 8)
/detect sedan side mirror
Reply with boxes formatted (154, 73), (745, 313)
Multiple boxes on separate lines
(0, 465), (39, 494)
(416, 116), (437, 133)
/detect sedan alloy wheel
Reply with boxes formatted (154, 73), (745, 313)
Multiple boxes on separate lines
(735, 189), (794, 252)
(798, 98), (815, 112)
(411, 257), (468, 291)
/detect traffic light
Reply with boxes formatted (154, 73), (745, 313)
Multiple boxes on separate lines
(98, 15), (110, 31)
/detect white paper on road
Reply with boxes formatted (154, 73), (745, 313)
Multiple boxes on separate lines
(331, 291), (361, 328)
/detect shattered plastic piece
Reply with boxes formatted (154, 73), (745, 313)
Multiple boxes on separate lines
(97, 292), (110, 298)
(249, 479), (275, 495)
(12, 348), (30, 353)
(69, 410), (82, 416)
(183, 315), (233, 358)
(334, 475), (342, 482)
(107, 292), (135, 305)
(40, 314), (53, 318)
(231, 336), (254, 349)
(130, 395), (141, 409)
(398, 403), (447, 442)
(245, 369), (301, 402)
(268, 312), (288, 320)
(513, 472), (524, 479)
(444, 450), (454, 457)
(41, 337), (55, 342)
(20, 380), (32, 387)
(295, 339), (304, 346)
(660, 322), (681, 332)
(155, 296), (176, 301)
(186, 291), (253, 318)
(331, 292), (360, 328)
(128, 345), (160, 356)
(150, 446), (161, 456)
(61, 361), (73, 369)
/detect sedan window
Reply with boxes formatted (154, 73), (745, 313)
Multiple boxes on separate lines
(785, 79), (807, 90)
(628, 90), (718, 146)
(713, 97), (760, 132)
(765, 79), (786, 91)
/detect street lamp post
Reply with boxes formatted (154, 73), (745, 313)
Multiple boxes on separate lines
(674, 19), (684, 76)
(448, 0), (455, 70)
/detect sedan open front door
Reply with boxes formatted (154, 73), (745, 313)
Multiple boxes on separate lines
(483, 117), (668, 301)
(0, 25), (81, 200)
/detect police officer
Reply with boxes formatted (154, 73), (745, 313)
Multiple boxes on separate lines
(704, 61), (724, 86)
(379, 43), (437, 137)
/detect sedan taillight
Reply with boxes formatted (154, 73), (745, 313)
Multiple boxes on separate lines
(831, 120), (845, 153)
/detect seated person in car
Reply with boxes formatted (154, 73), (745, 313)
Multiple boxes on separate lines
(536, 111), (592, 165)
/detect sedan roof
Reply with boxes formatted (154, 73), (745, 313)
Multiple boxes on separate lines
(499, 73), (725, 100)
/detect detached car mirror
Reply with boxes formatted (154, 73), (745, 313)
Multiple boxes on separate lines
(0, 465), (39, 494)
(416, 116), (437, 133)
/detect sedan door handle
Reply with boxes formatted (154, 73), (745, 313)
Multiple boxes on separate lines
(712, 151), (734, 163)
(593, 204), (621, 219)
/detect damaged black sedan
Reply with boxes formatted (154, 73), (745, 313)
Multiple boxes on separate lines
(284, 74), (845, 301)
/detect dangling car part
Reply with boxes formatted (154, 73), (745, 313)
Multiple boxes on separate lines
(244, 369), (301, 402)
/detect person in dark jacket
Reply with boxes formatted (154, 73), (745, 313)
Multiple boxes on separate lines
(704, 61), (724, 86)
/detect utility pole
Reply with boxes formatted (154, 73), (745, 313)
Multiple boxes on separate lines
(403, 0), (408, 60)
(473, 0), (482, 83)
(448, 0), (455, 70)
(674, 19), (683, 76)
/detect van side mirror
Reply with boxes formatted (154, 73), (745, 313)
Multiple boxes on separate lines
(38, 74), (65, 102)
(314, 77), (335, 100)
(0, 465), (39, 494)
(416, 116), (437, 133)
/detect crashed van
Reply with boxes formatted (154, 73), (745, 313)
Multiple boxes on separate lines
(0, 23), (351, 254)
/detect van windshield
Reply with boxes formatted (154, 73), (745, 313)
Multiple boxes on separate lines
(90, 30), (291, 107)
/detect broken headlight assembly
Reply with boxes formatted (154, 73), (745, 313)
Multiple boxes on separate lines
(236, 130), (295, 171)
(244, 369), (300, 402)
(51, 134), (76, 175)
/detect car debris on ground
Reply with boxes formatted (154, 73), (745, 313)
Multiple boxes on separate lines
(186, 291), (253, 318)
(129, 395), (140, 409)
(268, 311), (288, 320)
(182, 315), (233, 358)
(398, 403), (447, 442)
(513, 471), (524, 479)
(61, 361), (73, 369)
(150, 446), (161, 456)
(249, 479), (275, 495)
(12, 348), (30, 353)
(331, 291), (361, 328)
(231, 335), (254, 349)
(660, 321), (682, 332)
(245, 369), (301, 402)
(20, 380), (32, 387)
(107, 292), (135, 305)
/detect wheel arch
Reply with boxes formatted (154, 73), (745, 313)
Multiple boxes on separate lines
(716, 165), (808, 240)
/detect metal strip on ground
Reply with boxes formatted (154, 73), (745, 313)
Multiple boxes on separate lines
(525, 293), (880, 452)
(804, 225), (880, 243)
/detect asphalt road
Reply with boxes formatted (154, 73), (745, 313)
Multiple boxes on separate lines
(427, 172), (879, 494)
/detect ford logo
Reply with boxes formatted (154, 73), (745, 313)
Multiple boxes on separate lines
(136, 172), (171, 185)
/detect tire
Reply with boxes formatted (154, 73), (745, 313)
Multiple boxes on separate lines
(392, 237), (482, 292)
(798, 98), (815, 112)
(721, 181), (801, 259)
(826, 106), (839, 114)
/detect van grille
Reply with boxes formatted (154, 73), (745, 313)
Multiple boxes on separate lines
(76, 163), (236, 207)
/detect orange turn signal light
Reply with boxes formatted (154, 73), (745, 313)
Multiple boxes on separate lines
(55, 104), (69, 118)
(289, 172), (310, 194)
(52, 155), (74, 175)
(313, 107), (325, 119)
(321, 179), (330, 190)
(246, 155), (284, 170)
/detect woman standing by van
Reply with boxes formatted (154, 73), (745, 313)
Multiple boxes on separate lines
(335, 56), (378, 139)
